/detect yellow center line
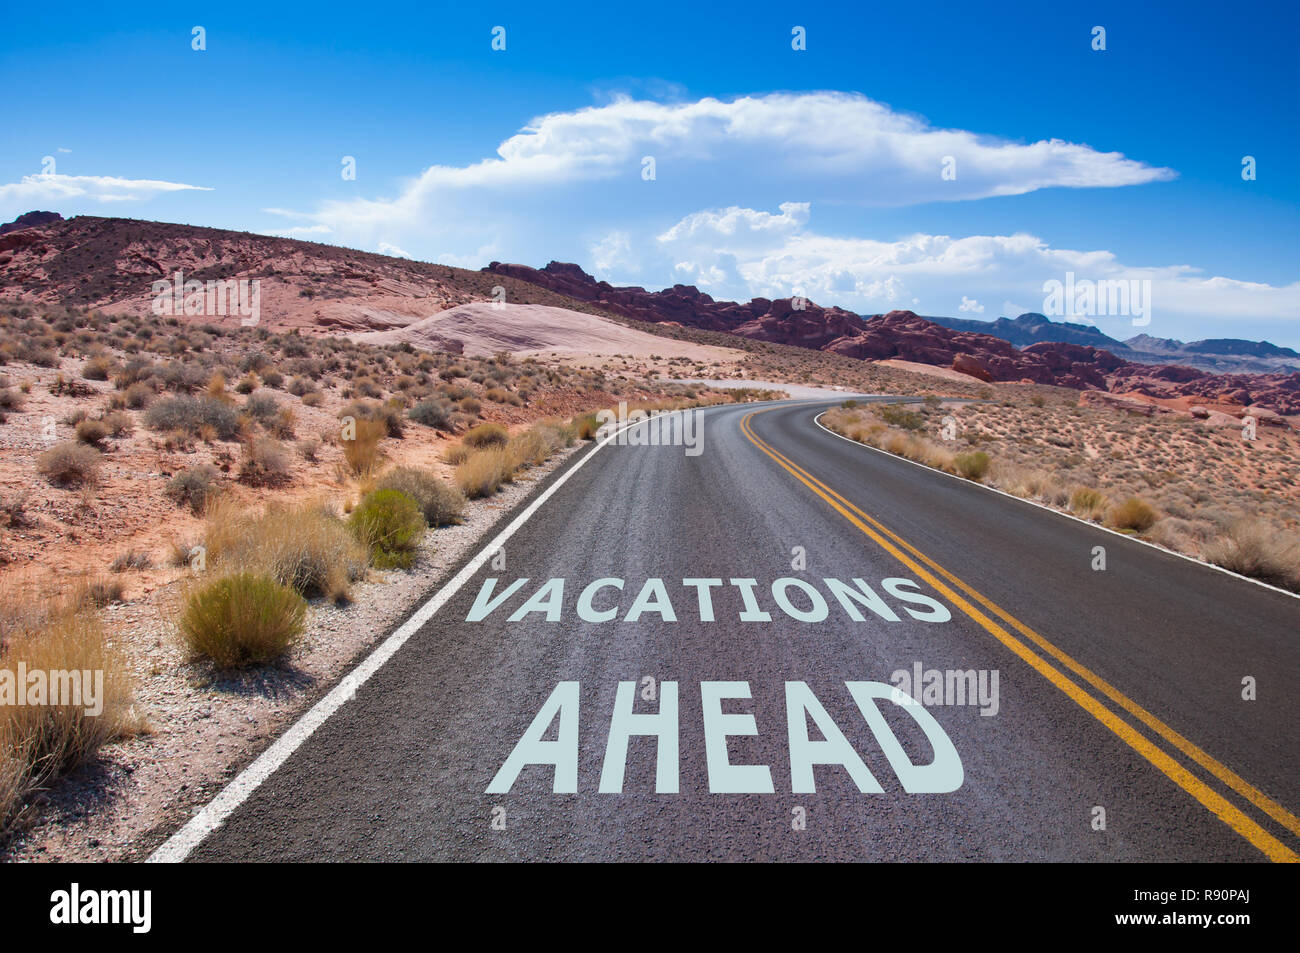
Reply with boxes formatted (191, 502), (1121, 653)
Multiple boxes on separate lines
(807, 410), (1300, 844)
(740, 408), (1298, 863)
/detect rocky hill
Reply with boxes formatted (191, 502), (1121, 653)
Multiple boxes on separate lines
(485, 261), (1300, 414)
(2, 214), (1296, 414)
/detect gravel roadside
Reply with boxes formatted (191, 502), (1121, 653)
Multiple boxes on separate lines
(3, 440), (590, 862)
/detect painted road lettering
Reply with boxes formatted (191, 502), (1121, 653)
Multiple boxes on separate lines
(466, 576), (952, 624)
(486, 680), (964, 795)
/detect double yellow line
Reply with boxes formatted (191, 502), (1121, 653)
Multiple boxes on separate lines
(740, 408), (1299, 862)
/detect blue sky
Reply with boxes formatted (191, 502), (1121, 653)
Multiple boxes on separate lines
(3, 0), (1298, 345)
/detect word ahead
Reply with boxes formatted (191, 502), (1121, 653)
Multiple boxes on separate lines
(487, 680), (963, 795)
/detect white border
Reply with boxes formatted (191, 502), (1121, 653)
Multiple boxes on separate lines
(811, 409), (1300, 601)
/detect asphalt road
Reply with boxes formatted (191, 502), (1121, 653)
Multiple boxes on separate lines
(174, 398), (1300, 862)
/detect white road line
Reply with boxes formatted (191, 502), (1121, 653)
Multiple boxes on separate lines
(148, 412), (670, 862)
(811, 410), (1300, 601)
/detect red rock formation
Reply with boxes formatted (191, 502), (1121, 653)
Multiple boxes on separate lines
(951, 353), (993, 382)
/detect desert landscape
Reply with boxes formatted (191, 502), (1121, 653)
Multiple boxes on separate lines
(0, 211), (1296, 862)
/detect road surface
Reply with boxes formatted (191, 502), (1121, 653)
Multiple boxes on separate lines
(164, 398), (1300, 862)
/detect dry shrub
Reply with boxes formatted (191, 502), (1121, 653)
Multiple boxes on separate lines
(81, 356), (113, 380)
(179, 571), (306, 668)
(1107, 496), (1159, 533)
(101, 411), (132, 437)
(506, 421), (573, 469)
(144, 395), (239, 440)
(409, 400), (453, 432)
(238, 436), (292, 487)
(36, 441), (101, 487)
(573, 413), (601, 440)
(1, 595), (138, 835)
(1069, 487), (1108, 520)
(506, 429), (550, 470)
(375, 467), (465, 527)
(1203, 521), (1300, 591)
(74, 418), (111, 446)
(442, 443), (472, 466)
(454, 448), (514, 499)
(342, 417), (386, 477)
(122, 381), (153, 409)
(463, 422), (508, 449)
(110, 550), (152, 573)
(165, 464), (221, 514)
(202, 499), (367, 603)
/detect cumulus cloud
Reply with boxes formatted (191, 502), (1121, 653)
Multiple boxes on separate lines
(0, 172), (211, 211)
(653, 203), (1300, 341)
(274, 91), (1174, 249)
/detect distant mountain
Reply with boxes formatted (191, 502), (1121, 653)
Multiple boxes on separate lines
(928, 312), (1125, 350)
(1123, 333), (1300, 373)
(929, 312), (1299, 375)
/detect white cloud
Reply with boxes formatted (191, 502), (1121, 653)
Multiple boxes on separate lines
(377, 241), (411, 258)
(277, 91), (1173, 248)
(589, 231), (634, 278)
(653, 203), (1300, 341)
(0, 173), (211, 211)
(258, 224), (333, 238)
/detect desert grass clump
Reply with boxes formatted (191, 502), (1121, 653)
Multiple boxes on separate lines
(244, 391), (281, 424)
(144, 395), (240, 440)
(110, 549), (152, 572)
(408, 400), (453, 432)
(341, 416), (387, 478)
(179, 571), (306, 668)
(36, 441), (101, 487)
(1203, 521), (1300, 590)
(101, 411), (132, 437)
(74, 417), (111, 447)
(1107, 496), (1159, 533)
(463, 422), (508, 449)
(165, 464), (221, 514)
(1069, 487), (1108, 521)
(347, 489), (425, 569)
(573, 412), (602, 440)
(506, 428), (552, 469)
(238, 436), (292, 487)
(122, 381), (153, 409)
(0, 598), (137, 835)
(442, 443), (472, 466)
(953, 451), (991, 482)
(375, 467), (466, 527)
(81, 355), (113, 380)
(202, 500), (366, 602)
(454, 448), (514, 499)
